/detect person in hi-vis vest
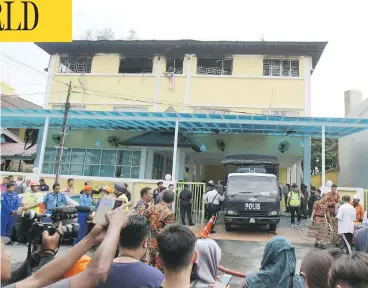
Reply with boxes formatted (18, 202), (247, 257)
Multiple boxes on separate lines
(19, 181), (44, 243)
(288, 183), (304, 227)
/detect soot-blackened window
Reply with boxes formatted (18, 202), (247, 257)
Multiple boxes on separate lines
(166, 58), (184, 74)
(119, 58), (153, 74)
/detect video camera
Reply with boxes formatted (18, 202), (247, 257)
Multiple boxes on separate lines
(24, 206), (90, 244)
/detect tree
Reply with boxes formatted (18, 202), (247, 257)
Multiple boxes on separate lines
(81, 28), (115, 40)
(80, 28), (138, 40)
(126, 29), (138, 40)
(310, 138), (338, 174)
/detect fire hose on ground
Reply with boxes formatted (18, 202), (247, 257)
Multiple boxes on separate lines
(218, 265), (246, 278)
(200, 216), (247, 278)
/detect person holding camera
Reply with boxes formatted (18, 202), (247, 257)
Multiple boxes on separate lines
(73, 186), (94, 245)
(1, 183), (19, 241)
(2, 205), (129, 288)
(43, 184), (68, 215)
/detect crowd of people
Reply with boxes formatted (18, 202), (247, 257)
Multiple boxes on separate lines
(1, 207), (368, 288)
(1, 175), (368, 287)
(283, 182), (367, 252)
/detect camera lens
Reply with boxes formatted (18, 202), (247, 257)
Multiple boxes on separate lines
(62, 223), (79, 239)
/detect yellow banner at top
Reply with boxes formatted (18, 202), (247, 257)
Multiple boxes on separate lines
(0, 0), (72, 42)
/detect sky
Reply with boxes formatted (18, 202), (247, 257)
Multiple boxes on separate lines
(1, 0), (367, 117)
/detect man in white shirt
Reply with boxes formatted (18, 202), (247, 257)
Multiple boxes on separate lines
(336, 195), (356, 254)
(204, 180), (224, 233)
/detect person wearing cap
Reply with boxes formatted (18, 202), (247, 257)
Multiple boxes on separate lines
(204, 180), (224, 233)
(350, 194), (364, 224)
(19, 181), (44, 243)
(287, 184), (303, 228)
(1, 183), (19, 241)
(73, 186), (94, 245)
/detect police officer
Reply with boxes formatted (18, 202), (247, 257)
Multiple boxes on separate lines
(204, 180), (224, 233)
(43, 183), (68, 214)
(73, 186), (94, 245)
(1, 183), (19, 242)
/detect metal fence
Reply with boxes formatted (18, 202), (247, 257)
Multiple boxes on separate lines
(175, 182), (207, 225)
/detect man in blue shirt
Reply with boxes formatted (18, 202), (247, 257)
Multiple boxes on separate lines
(43, 183), (68, 214)
(1, 183), (20, 241)
(73, 185), (94, 245)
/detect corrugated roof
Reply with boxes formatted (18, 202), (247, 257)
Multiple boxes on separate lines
(1, 108), (368, 138)
(0, 143), (37, 159)
(35, 40), (328, 69)
(1, 95), (41, 109)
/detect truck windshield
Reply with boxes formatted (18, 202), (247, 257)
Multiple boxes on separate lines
(227, 176), (277, 195)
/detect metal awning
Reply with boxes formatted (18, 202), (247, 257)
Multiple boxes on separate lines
(1, 108), (368, 138)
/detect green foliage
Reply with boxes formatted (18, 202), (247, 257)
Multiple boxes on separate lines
(310, 138), (338, 174)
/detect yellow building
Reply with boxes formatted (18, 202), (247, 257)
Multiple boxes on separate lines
(34, 40), (327, 185)
(1, 83), (41, 172)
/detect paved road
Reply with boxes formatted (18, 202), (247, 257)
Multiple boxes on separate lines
(216, 240), (314, 288)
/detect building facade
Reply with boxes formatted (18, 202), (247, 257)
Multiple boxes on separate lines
(35, 40), (326, 185)
(339, 91), (368, 188)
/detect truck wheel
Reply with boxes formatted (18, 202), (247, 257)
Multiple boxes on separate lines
(270, 224), (277, 232)
(225, 223), (232, 231)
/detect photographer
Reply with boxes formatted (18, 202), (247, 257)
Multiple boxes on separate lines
(2, 206), (129, 288)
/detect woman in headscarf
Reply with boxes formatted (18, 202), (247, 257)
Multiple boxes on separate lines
(243, 237), (304, 288)
(190, 239), (222, 288)
(355, 227), (368, 253)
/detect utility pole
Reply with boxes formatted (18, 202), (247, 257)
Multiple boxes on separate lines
(54, 81), (72, 184)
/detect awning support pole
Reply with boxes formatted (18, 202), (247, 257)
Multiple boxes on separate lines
(38, 117), (49, 177)
(321, 126), (326, 186)
(172, 120), (179, 181)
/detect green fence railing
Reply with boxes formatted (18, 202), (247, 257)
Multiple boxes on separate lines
(175, 182), (206, 225)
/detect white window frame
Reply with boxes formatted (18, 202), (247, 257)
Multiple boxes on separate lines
(152, 153), (165, 180)
(261, 110), (300, 117)
(193, 107), (231, 115)
(113, 106), (149, 112)
(59, 57), (92, 73)
(263, 59), (299, 77)
(42, 147), (141, 179)
(52, 105), (86, 111)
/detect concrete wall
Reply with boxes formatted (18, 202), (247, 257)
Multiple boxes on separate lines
(338, 103), (368, 189)
(311, 169), (339, 188)
(48, 54), (307, 116)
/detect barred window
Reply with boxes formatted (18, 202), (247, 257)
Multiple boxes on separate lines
(59, 57), (92, 73)
(113, 106), (149, 112)
(263, 59), (299, 77)
(166, 58), (184, 74)
(261, 110), (300, 117)
(197, 58), (233, 75)
(42, 148), (141, 179)
(52, 105), (86, 110)
(193, 107), (231, 114)
(152, 153), (164, 180)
